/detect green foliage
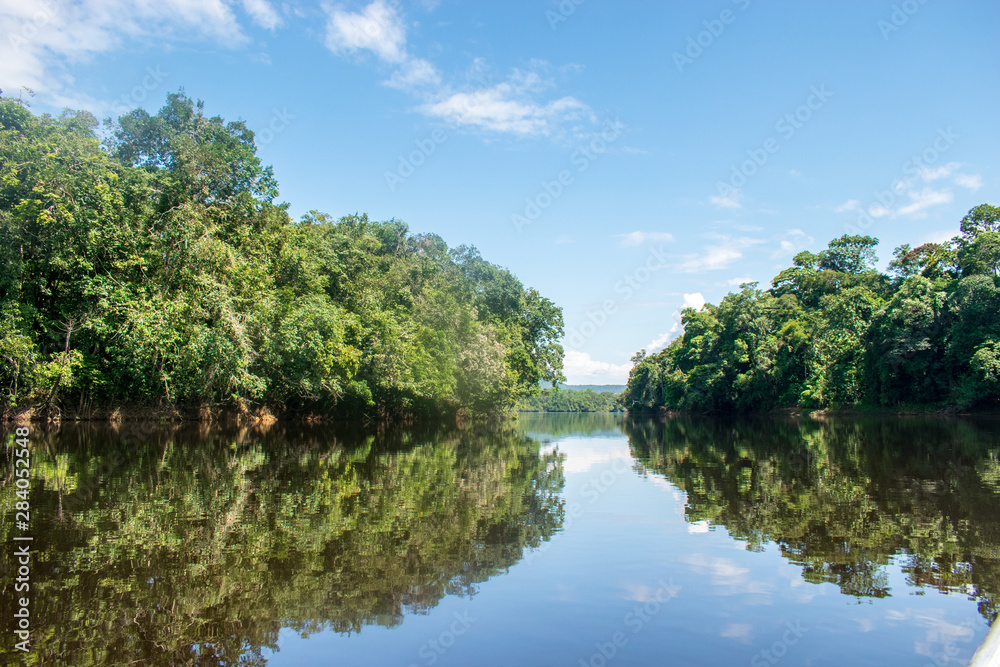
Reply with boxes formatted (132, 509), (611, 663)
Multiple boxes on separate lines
(520, 387), (623, 412)
(0, 93), (563, 419)
(624, 214), (1000, 412)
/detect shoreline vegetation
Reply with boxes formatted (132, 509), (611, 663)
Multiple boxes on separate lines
(0, 92), (565, 424)
(623, 210), (1000, 415)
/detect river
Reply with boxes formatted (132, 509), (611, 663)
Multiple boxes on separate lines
(2, 413), (998, 665)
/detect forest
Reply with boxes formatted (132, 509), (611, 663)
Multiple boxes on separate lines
(520, 387), (623, 413)
(624, 210), (1000, 413)
(0, 92), (565, 421)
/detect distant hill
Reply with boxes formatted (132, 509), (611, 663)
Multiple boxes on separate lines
(561, 384), (626, 394)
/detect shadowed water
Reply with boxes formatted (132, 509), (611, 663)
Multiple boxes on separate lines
(2, 414), (998, 665)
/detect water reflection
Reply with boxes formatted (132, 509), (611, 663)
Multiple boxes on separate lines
(0, 422), (564, 665)
(623, 415), (1000, 623)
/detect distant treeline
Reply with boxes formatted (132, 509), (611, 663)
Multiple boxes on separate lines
(0, 92), (564, 420)
(521, 387), (623, 413)
(624, 210), (1000, 413)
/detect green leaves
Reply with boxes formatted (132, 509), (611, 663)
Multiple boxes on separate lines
(626, 208), (1000, 412)
(0, 93), (563, 419)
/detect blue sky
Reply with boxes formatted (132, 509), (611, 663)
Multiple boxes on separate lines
(3, 0), (998, 384)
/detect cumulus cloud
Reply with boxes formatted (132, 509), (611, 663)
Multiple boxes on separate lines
(617, 231), (675, 247)
(562, 350), (632, 385)
(325, 0), (407, 63)
(682, 292), (706, 310)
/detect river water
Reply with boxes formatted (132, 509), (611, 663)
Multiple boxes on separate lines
(2, 413), (998, 665)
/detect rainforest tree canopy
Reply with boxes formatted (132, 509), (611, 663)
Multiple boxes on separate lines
(624, 208), (1000, 413)
(0, 92), (564, 419)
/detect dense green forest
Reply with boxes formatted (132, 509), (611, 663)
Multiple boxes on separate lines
(624, 211), (1000, 413)
(0, 93), (564, 420)
(520, 387), (623, 413)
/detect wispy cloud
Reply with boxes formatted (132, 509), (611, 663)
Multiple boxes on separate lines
(419, 80), (589, 135)
(771, 228), (814, 259)
(0, 0), (278, 105)
(918, 162), (960, 181)
(709, 188), (743, 209)
(954, 173), (983, 191)
(897, 187), (953, 217)
(323, 1), (595, 138)
(618, 231), (675, 247)
(679, 234), (764, 272)
(833, 162), (980, 220)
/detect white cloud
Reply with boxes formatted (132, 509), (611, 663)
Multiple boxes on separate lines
(0, 0), (284, 107)
(897, 187), (953, 217)
(241, 0), (282, 29)
(720, 623), (752, 641)
(618, 231), (675, 247)
(771, 229), (814, 259)
(384, 57), (441, 90)
(709, 189), (743, 209)
(918, 162), (960, 181)
(562, 350), (632, 385)
(324, 0), (407, 63)
(682, 292), (706, 310)
(836, 162), (976, 221)
(727, 277), (753, 286)
(954, 173), (983, 191)
(679, 235), (764, 273)
(419, 83), (589, 135)
(645, 330), (673, 352)
(322, 1), (595, 138)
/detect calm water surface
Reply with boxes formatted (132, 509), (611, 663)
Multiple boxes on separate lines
(2, 414), (999, 665)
